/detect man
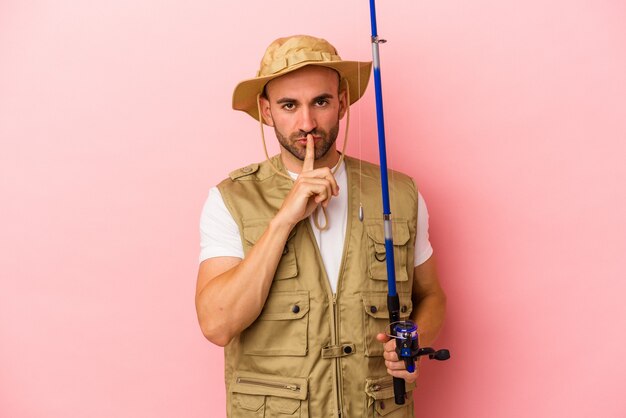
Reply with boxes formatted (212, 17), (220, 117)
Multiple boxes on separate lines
(196, 35), (446, 417)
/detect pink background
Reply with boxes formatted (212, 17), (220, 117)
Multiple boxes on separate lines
(1, 0), (625, 417)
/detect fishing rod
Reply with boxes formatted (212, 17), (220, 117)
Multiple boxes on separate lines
(367, 0), (450, 405)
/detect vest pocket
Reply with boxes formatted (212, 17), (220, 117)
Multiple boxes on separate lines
(232, 393), (264, 416)
(365, 375), (415, 418)
(243, 219), (298, 280)
(365, 220), (410, 282)
(361, 292), (414, 357)
(242, 291), (309, 356)
(230, 372), (309, 418)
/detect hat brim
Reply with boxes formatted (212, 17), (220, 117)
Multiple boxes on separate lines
(232, 60), (372, 122)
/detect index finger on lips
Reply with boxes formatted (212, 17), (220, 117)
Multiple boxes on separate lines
(302, 134), (315, 173)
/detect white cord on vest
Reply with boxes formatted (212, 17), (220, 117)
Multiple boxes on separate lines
(357, 61), (364, 222)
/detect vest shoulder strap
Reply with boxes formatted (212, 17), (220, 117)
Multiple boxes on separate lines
(229, 163), (260, 181)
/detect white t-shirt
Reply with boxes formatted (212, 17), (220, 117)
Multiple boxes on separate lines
(199, 161), (433, 293)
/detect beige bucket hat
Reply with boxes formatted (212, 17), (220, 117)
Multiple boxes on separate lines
(232, 34), (372, 121)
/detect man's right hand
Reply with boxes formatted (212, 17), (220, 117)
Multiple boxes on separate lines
(274, 134), (339, 227)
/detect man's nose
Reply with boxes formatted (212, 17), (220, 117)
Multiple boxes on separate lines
(298, 106), (317, 133)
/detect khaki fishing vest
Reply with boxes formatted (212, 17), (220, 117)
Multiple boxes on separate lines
(217, 155), (418, 418)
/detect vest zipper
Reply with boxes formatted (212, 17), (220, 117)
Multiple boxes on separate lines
(333, 293), (344, 417)
(332, 159), (354, 417)
(304, 216), (345, 417)
(236, 377), (301, 392)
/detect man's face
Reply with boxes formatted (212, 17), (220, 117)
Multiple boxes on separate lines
(260, 66), (347, 163)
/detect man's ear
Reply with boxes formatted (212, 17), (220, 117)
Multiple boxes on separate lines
(259, 96), (274, 127)
(338, 87), (348, 120)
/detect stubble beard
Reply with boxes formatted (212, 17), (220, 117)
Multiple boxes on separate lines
(275, 122), (340, 161)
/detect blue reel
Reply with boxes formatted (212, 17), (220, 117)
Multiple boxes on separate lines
(393, 320), (420, 373)
(392, 320), (451, 373)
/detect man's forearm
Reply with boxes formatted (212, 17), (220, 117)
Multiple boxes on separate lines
(411, 290), (447, 348)
(196, 218), (294, 346)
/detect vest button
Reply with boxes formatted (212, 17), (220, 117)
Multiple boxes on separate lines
(343, 346), (352, 354)
(292, 305), (300, 314)
(401, 305), (408, 313)
(380, 401), (385, 410)
(370, 306), (378, 314)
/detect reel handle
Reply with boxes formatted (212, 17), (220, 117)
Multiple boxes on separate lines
(388, 295), (406, 404)
(417, 347), (451, 361)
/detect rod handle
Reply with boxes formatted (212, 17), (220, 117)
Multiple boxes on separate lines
(393, 377), (406, 404)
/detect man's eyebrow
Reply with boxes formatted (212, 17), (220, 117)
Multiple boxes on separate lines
(312, 93), (334, 101)
(276, 97), (298, 104)
(275, 93), (335, 105)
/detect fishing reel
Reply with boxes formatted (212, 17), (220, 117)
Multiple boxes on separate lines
(390, 320), (450, 374)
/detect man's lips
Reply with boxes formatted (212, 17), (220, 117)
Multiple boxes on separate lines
(297, 136), (322, 145)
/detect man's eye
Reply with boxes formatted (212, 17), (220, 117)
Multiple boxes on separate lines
(282, 103), (295, 110)
(315, 99), (328, 106)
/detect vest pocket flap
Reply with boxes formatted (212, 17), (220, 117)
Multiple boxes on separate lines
(233, 393), (264, 411)
(362, 292), (413, 319)
(243, 219), (299, 281)
(365, 219), (411, 282)
(375, 401), (408, 417)
(243, 219), (297, 245)
(366, 219), (410, 246)
(259, 291), (310, 320)
(242, 219), (266, 244)
(232, 371), (308, 401)
(365, 375), (416, 400)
